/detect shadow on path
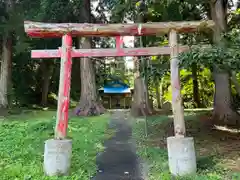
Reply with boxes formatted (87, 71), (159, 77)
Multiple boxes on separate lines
(92, 110), (145, 180)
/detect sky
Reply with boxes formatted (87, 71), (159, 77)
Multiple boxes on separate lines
(233, 0), (238, 9)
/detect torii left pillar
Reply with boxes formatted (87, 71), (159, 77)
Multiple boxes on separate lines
(44, 34), (73, 176)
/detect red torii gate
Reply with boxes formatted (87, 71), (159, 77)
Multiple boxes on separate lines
(24, 20), (214, 139)
(24, 20), (214, 176)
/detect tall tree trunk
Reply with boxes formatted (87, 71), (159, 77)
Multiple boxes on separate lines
(0, 0), (13, 113)
(211, 0), (240, 126)
(41, 61), (53, 106)
(75, 38), (104, 116)
(159, 76), (164, 107)
(74, 0), (104, 116)
(131, 0), (152, 117)
(131, 56), (152, 116)
(192, 64), (201, 108)
(155, 80), (161, 109)
(213, 72), (238, 125)
(0, 35), (12, 110)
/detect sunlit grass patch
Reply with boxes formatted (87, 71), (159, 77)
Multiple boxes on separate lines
(0, 110), (109, 180)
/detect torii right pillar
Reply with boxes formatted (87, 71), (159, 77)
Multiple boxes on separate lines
(167, 29), (197, 176)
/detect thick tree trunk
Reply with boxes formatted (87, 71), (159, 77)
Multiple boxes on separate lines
(131, 1), (152, 117)
(75, 37), (104, 116)
(74, 0), (104, 116)
(131, 76), (152, 116)
(0, 35), (12, 112)
(131, 52), (152, 116)
(41, 61), (53, 106)
(213, 72), (239, 126)
(192, 64), (201, 108)
(211, 0), (240, 126)
(0, 0), (14, 115)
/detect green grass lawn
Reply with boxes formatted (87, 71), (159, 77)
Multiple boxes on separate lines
(133, 111), (240, 180)
(0, 110), (109, 180)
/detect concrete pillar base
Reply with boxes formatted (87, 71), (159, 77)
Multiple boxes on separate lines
(43, 139), (72, 176)
(167, 136), (196, 176)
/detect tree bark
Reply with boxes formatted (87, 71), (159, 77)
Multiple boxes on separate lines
(41, 61), (53, 106)
(192, 64), (201, 108)
(0, 0), (13, 114)
(131, 62), (152, 117)
(131, 1), (152, 117)
(211, 0), (240, 126)
(0, 35), (12, 111)
(213, 72), (238, 125)
(75, 37), (104, 116)
(74, 0), (104, 116)
(131, 76), (152, 116)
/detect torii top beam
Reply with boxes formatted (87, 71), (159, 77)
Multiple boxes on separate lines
(24, 20), (215, 38)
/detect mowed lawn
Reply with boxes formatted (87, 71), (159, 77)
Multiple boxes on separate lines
(0, 110), (109, 180)
(133, 111), (240, 180)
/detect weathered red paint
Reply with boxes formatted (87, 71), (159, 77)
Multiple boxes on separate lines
(24, 20), (215, 38)
(27, 33), (189, 139)
(28, 34), (191, 139)
(26, 28), (159, 38)
(25, 20), (214, 140)
(116, 36), (124, 49)
(56, 34), (72, 138)
(26, 27), (200, 38)
(57, 98), (69, 136)
(115, 36), (125, 56)
(32, 49), (60, 58)
(31, 46), (190, 58)
(26, 28), (156, 37)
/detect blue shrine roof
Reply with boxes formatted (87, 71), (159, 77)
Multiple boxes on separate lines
(103, 87), (131, 93)
(101, 80), (132, 94)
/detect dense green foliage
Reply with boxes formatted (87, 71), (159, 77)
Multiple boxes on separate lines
(0, 0), (238, 110)
(179, 29), (240, 72)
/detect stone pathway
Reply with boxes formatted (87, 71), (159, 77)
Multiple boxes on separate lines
(92, 110), (146, 180)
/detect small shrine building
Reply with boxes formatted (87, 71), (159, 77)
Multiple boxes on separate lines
(99, 80), (133, 109)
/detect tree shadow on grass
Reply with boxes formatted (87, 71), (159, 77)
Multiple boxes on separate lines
(197, 155), (218, 172)
(135, 110), (240, 176)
